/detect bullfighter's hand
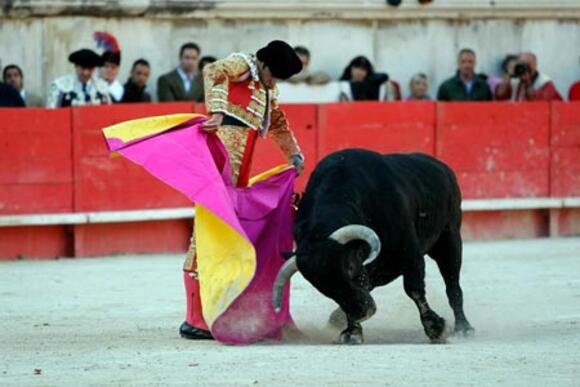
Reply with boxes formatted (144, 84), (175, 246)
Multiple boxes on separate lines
(289, 154), (305, 176)
(202, 113), (224, 132)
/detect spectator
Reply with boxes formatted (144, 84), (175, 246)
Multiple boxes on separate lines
(2, 64), (43, 107)
(568, 57), (580, 101)
(287, 46), (331, 85)
(437, 48), (492, 101)
(407, 73), (431, 100)
(496, 52), (563, 101)
(0, 81), (25, 107)
(46, 49), (111, 108)
(157, 42), (204, 102)
(121, 59), (152, 103)
(486, 54), (518, 98)
(95, 31), (124, 103)
(339, 56), (388, 101)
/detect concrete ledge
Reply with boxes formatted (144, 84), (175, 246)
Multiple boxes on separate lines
(1, 198), (579, 227)
(2, 1), (580, 20)
(0, 208), (195, 227)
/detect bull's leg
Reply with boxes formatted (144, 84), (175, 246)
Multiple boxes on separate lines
(403, 253), (448, 342)
(336, 318), (364, 345)
(429, 229), (474, 336)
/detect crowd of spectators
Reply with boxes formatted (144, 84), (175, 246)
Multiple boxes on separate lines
(1, 40), (579, 108)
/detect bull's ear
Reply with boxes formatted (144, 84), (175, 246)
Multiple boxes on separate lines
(281, 251), (296, 261)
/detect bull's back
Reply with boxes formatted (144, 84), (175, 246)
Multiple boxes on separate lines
(299, 149), (460, 251)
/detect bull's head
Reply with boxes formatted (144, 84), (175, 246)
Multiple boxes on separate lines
(272, 225), (381, 323)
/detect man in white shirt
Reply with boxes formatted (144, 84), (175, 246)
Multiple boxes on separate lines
(46, 49), (111, 108)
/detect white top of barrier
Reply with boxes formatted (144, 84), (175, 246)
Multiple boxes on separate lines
(276, 81), (349, 103)
(0, 198), (578, 227)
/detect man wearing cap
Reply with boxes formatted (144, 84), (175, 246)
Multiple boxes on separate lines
(47, 49), (111, 108)
(180, 40), (305, 340)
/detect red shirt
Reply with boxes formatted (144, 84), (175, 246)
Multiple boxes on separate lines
(495, 73), (563, 102)
(568, 81), (580, 101)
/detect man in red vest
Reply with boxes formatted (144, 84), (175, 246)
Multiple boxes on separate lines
(180, 40), (305, 340)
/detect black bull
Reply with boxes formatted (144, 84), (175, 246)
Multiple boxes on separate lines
(273, 149), (474, 344)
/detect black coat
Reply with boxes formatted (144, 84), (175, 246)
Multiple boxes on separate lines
(121, 79), (152, 103)
(0, 82), (25, 107)
(437, 73), (492, 101)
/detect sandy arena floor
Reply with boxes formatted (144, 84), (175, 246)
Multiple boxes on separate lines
(1, 238), (579, 386)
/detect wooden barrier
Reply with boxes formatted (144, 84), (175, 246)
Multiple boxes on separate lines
(550, 101), (580, 236)
(0, 101), (579, 258)
(318, 101), (436, 157)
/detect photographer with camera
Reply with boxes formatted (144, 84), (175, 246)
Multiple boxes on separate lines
(496, 52), (562, 101)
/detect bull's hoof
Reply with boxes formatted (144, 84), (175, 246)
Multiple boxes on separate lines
(454, 321), (475, 337)
(421, 312), (448, 343)
(328, 307), (347, 329)
(335, 329), (364, 345)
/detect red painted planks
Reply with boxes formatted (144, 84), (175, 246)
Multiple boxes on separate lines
(72, 103), (195, 211)
(437, 102), (550, 198)
(73, 220), (191, 257)
(0, 226), (72, 259)
(0, 108), (73, 214)
(462, 210), (549, 240)
(318, 101), (436, 157)
(551, 102), (580, 147)
(550, 102), (580, 197)
(251, 104), (318, 192)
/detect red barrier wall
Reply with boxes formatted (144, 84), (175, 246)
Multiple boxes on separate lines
(0, 108), (73, 258)
(318, 101), (436, 157)
(0, 108), (73, 214)
(71, 103), (198, 256)
(436, 102), (551, 199)
(72, 103), (195, 211)
(550, 102), (580, 236)
(251, 104), (318, 192)
(1, 102), (579, 258)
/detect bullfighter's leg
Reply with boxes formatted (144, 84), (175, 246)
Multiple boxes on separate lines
(402, 250), (448, 342)
(428, 229), (474, 336)
(180, 226), (213, 340)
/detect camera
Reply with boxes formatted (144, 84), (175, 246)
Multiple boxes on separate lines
(512, 62), (531, 78)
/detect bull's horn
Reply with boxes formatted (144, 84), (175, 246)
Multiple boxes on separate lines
(272, 256), (298, 312)
(329, 225), (381, 265)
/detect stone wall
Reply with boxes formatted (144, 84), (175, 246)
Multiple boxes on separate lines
(1, 1), (579, 102)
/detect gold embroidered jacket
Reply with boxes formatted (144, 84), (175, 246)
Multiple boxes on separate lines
(203, 53), (302, 159)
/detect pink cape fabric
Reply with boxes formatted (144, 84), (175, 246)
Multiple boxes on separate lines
(104, 118), (295, 344)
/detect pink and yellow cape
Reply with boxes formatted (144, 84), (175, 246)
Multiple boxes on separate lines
(102, 114), (295, 344)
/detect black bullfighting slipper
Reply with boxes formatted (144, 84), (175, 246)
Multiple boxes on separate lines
(179, 321), (214, 340)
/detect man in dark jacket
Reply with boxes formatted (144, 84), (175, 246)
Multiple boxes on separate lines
(121, 59), (152, 103)
(0, 81), (25, 107)
(157, 42), (204, 102)
(437, 48), (492, 101)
